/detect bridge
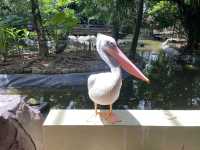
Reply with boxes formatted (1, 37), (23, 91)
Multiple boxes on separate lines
(71, 25), (112, 36)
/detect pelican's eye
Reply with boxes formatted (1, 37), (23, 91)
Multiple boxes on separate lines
(107, 41), (116, 49)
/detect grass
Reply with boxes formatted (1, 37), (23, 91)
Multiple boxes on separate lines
(137, 40), (162, 52)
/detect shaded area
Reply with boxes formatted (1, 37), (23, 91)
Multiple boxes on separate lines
(0, 74), (89, 88)
(136, 52), (200, 109)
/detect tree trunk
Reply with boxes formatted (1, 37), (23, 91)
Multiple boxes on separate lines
(172, 0), (200, 52)
(55, 33), (68, 54)
(111, 0), (120, 41)
(30, 0), (48, 58)
(182, 8), (200, 51)
(129, 0), (144, 59)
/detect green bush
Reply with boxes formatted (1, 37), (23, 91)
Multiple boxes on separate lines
(0, 27), (15, 61)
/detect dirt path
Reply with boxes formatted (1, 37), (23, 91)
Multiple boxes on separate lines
(0, 51), (106, 74)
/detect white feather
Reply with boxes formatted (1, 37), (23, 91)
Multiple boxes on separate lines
(88, 71), (122, 105)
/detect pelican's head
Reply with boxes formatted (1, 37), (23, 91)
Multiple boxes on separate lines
(96, 33), (117, 51)
(96, 33), (150, 83)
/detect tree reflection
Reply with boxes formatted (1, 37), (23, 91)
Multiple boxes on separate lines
(136, 52), (200, 109)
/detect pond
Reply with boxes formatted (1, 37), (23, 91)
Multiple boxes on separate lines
(1, 51), (200, 111)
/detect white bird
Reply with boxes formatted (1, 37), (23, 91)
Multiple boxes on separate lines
(88, 34), (149, 122)
(161, 39), (180, 57)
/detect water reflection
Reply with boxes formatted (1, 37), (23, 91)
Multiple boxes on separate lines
(2, 51), (200, 110)
(9, 78), (138, 110)
(136, 52), (200, 109)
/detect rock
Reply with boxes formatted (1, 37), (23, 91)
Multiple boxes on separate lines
(0, 95), (44, 150)
(23, 68), (32, 73)
(32, 67), (42, 74)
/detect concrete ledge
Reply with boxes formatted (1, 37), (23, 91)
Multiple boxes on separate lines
(43, 110), (200, 150)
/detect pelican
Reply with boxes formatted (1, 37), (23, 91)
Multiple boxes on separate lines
(88, 33), (149, 122)
(161, 39), (180, 57)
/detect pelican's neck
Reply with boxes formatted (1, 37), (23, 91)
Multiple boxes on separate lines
(96, 38), (121, 77)
(110, 66), (121, 80)
(102, 52), (121, 77)
(161, 40), (169, 49)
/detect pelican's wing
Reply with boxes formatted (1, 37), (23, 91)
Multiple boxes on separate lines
(87, 74), (97, 90)
(88, 72), (121, 97)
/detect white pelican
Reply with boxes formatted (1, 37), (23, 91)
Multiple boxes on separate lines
(161, 39), (180, 57)
(88, 33), (149, 122)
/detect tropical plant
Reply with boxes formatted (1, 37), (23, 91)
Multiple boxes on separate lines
(173, 0), (200, 50)
(0, 0), (30, 27)
(148, 1), (179, 29)
(148, 0), (200, 50)
(14, 28), (33, 55)
(0, 27), (16, 62)
(41, 0), (79, 53)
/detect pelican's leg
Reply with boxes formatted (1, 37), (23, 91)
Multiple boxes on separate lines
(109, 104), (112, 114)
(95, 103), (109, 118)
(94, 103), (120, 124)
(95, 103), (106, 116)
(105, 104), (121, 124)
(95, 103), (98, 115)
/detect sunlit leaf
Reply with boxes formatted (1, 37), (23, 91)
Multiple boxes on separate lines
(50, 12), (66, 25)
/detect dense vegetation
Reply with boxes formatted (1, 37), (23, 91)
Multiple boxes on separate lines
(0, 0), (200, 110)
(0, 0), (200, 62)
(148, 0), (200, 50)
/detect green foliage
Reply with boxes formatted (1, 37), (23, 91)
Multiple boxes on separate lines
(0, 0), (30, 27)
(49, 9), (78, 32)
(0, 27), (16, 60)
(0, 0), (80, 58)
(0, 15), (29, 28)
(148, 0), (179, 29)
(57, 0), (79, 7)
(79, 0), (135, 35)
(39, 0), (79, 48)
(79, 0), (113, 22)
(184, 0), (200, 6)
(42, 0), (79, 32)
(0, 0), (35, 59)
(0, 24), (33, 60)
